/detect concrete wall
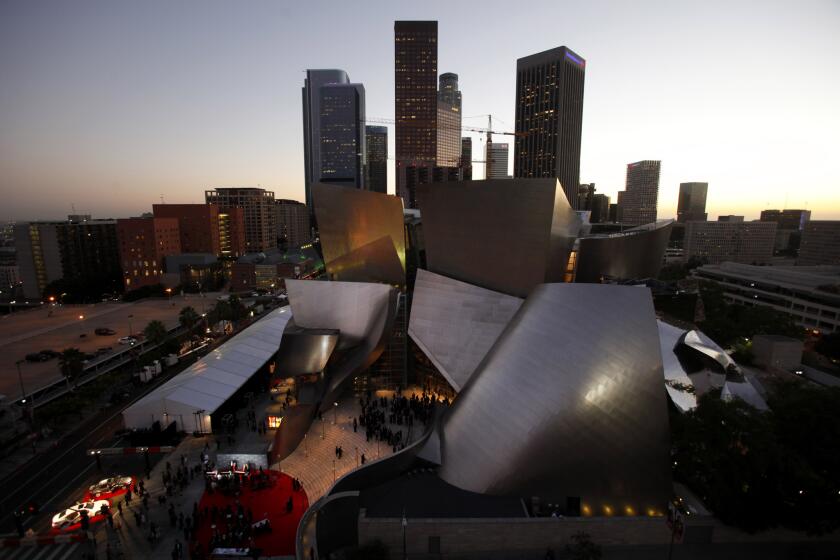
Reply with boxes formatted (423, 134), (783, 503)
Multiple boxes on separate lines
(358, 512), (840, 559)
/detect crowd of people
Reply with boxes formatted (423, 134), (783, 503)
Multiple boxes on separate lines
(356, 389), (447, 454)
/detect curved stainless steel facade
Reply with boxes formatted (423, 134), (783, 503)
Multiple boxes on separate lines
(575, 220), (672, 283)
(408, 269), (523, 392)
(274, 326), (339, 377)
(285, 279), (399, 401)
(437, 284), (672, 511)
(312, 182), (405, 285)
(417, 178), (581, 297)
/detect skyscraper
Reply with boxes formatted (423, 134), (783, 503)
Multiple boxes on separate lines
(486, 143), (510, 179)
(365, 125), (388, 194)
(302, 69), (350, 212)
(275, 199), (312, 249)
(590, 194), (611, 224)
(395, 20), (438, 206)
(677, 182), (708, 222)
(759, 209), (811, 231)
(514, 46), (586, 208)
(461, 137), (473, 180)
(618, 160), (661, 226)
(437, 72), (462, 168)
(319, 83), (366, 188)
(205, 187), (276, 253)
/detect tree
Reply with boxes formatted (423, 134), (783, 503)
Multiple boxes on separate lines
(228, 295), (247, 321)
(815, 333), (840, 361)
(178, 306), (200, 332)
(143, 320), (168, 347)
(58, 348), (85, 388)
(671, 387), (840, 535)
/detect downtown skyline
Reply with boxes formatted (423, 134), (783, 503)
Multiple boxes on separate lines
(1, 0), (839, 222)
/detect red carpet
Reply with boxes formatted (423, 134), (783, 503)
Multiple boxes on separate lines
(191, 470), (308, 557)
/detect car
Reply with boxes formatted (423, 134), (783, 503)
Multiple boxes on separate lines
(95, 328), (116, 336)
(85, 476), (134, 500)
(51, 500), (110, 531)
(25, 353), (49, 362)
(118, 337), (137, 345)
(40, 350), (60, 359)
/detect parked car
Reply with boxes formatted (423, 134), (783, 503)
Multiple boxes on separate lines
(118, 337), (137, 345)
(51, 500), (109, 531)
(95, 328), (116, 336)
(85, 476), (134, 500)
(25, 352), (50, 362)
(39, 350), (60, 359)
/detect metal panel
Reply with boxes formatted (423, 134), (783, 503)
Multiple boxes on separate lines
(575, 220), (673, 283)
(438, 284), (672, 511)
(285, 279), (399, 400)
(408, 269), (523, 391)
(312, 182), (405, 285)
(275, 328), (339, 376)
(658, 321), (698, 413)
(417, 178), (581, 297)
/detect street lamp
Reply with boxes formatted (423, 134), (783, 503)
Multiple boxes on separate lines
(166, 287), (173, 304)
(128, 314), (134, 336)
(333, 401), (338, 425)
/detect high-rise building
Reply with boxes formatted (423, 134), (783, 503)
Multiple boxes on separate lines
(152, 204), (245, 257)
(577, 183), (596, 210)
(486, 143), (510, 179)
(760, 209), (812, 256)
(798, 221), (840, 265)
(617, 160), (661, 226)
(302, 69), (351, 212)
(590, 194), (611, 224)
(677, 182), (708, 222)
(14, 218), (122, 299)
(116, 217), (181, 290)
(319, 83), (366, 188)
(275, 199), (312, 249)
(365, 125), (388, 194)
(717, 215), (744, 222)
(395, 21), (438, 206)
(217, 207), (246, 258)
(684, 221), (776, 264)
(460, 137), (473, 180)
(398, 166), (461, 210)
(205, 188), (276, 253)
(760, 209), (811, 231)
(514, 46), (585, 208)
(436, 72), (462, 168)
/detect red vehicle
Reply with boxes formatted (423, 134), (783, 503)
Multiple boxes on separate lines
(84, 476), (135, 500)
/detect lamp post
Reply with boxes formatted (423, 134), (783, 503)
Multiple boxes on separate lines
(333, 401), (338, 425)
(333, 459), (336, 482)
(128, 314), (134, 336)
(15, 360), (27, 404)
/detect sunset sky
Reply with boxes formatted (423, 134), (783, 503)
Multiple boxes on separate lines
(1, 0), (838, 222)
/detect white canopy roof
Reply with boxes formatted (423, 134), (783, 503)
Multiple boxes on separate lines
(123, 306), (293, 431)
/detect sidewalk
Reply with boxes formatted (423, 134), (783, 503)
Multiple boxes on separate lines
(96, 435), (209, 559)
(275, 389), (425, 504)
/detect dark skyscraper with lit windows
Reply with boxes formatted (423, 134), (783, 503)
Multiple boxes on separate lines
(395, 20), (438, 206)
(514, 46), (585, 209)
(366, 125), (388, 194)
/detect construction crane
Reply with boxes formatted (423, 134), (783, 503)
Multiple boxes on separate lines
(364, 115), (520, 168)
(363, 115), (520, 138)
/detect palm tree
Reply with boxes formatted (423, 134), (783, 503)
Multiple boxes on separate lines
(59, 348), (85, 388)
(143, 320), (168, 347)
(178, 306), (200, 332)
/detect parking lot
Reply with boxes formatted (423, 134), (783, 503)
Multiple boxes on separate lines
(0, 293), (221, 400)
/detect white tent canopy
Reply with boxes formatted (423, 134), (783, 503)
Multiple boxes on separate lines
(123, 306), (293, 432)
